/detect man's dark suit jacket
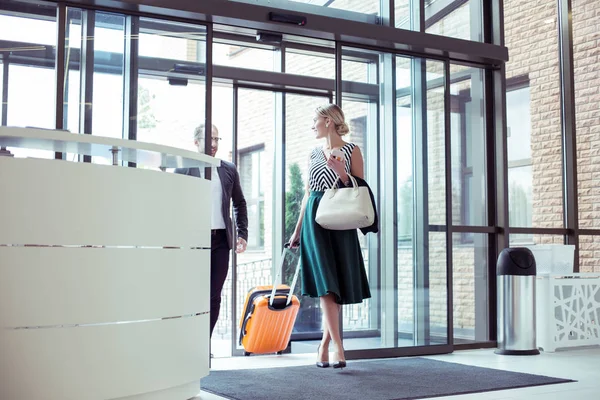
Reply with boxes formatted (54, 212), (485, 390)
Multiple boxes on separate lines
(174, 160), (248, 250)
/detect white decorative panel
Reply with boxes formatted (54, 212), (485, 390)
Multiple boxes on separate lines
(0, 157), (210, 247)
(536, 274), (600, 352)
(0, 247), (210, 327)
(0, 315), (209, 400)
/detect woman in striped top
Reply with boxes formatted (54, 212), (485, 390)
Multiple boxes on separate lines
(289, 104), (371, 370)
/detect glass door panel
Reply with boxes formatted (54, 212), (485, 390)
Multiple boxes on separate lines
(284, 92), (331, 340)
(339, 46), (452, 354)
(340, 46), (381, 351)
(233, 87), (276, 354)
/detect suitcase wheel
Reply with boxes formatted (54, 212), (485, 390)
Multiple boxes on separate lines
(276, 351), (283, 355)
(244, 351), (252, 357)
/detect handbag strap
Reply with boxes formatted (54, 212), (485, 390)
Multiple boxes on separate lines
(269, 243), (301, 306)
(329, 174), (359, 191)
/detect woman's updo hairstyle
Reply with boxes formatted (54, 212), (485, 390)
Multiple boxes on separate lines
(316, 104), (350, 136)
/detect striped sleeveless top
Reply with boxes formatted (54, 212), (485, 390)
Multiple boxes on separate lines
(308, 142), (355, 192)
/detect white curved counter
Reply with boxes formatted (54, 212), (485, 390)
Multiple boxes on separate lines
(0, 127), (218, 400)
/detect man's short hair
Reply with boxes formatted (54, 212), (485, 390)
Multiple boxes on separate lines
(194, 123), (219, 141)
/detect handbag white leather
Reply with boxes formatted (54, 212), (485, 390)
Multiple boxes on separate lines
(315, 174), (375, 230)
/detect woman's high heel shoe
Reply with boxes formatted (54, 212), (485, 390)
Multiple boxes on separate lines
(332, 349), (346, 369)
(316, 345), (330, 368)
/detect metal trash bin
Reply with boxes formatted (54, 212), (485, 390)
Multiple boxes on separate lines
(495, 247), (540, 355)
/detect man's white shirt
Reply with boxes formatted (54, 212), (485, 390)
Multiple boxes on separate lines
(211, 164), (226, 230)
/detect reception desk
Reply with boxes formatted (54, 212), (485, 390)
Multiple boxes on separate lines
(0, 127), (218, 400)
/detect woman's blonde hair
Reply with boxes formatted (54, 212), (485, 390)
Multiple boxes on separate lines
(316, 104), (350, 136)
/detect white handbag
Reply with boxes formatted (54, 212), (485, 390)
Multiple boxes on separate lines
(315, 174), (375, 230)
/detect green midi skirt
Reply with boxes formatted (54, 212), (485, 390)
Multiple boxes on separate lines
(300, 191), (372, 305)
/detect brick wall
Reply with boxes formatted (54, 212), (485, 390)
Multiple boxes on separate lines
(572, 0), (600, 273)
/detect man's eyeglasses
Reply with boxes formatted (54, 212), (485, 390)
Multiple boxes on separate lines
(211, 137), (222, 142)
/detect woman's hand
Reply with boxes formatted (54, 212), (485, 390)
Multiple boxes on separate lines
(326, 155), (347, 181)
(289, 230), (301, 249)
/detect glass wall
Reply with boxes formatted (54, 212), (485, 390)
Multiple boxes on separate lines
(61, 10), (207, 153)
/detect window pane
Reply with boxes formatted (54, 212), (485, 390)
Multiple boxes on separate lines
(579, 236), (600, 273)
(285, 50), (335, 80)
(426, 1), (483, 42)
(342, 57), (372, 83)
(136, 18), (206, 150)
(573, 0), (600, 229)
(2, 2), (57, 159)
(509, 234), (564, 247)
(290, 0), (379, 15)
(240, 148), (265, 249)
(508, 165), (533, 228)
(507, 87), (532, 162)
(214, 42), (276, 71)
(427, 60), (447, 226)
(429, 231), (448, 344)
(450, 65), (487, 227)
(505, 0), (564, 228)
(453, 233), (489, 343)
(395, 0), (411, 29)
(234, 0), (380, 20)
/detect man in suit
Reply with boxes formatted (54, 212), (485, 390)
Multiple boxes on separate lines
(175, 123), (248, 338)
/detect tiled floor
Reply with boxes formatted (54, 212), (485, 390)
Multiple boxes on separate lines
(195, 346), (600, 399)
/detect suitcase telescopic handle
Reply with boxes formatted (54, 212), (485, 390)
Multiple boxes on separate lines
(269, 242), (301, 307)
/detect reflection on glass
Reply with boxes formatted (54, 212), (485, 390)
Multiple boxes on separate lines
(452, 233), (489, 343)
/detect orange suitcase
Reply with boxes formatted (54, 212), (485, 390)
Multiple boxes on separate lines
(239, 245), (300, 356)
